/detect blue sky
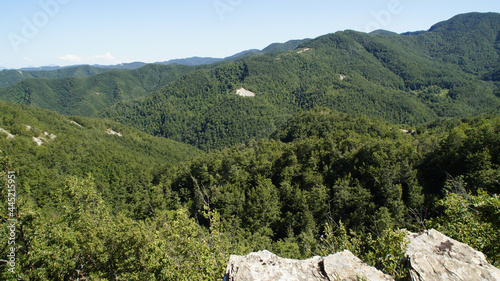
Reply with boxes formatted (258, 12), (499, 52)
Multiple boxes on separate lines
(1, 0), (499, 69)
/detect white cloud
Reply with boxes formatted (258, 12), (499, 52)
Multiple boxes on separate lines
(93, 52), (116, 62)
(22, 57), (33, 62)
(58, 54), (85, 63)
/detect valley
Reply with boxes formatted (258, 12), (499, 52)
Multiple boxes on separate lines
(0, 12), (499, 280)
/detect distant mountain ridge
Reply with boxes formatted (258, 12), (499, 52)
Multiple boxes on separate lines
(156, 49), (261, 66)
(4, 39), (306, 73)
(158, 57), (222, 66)
(0, 65), (111, 88)
(369, 29), (399, 36)
(0, 41), (302, 89)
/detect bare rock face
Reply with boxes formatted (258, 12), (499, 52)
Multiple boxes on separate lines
(223, 250), (324, 281)
(223, 230), (500, 281)
(406, 229), (500, 281)
(223, 249), (393, 281)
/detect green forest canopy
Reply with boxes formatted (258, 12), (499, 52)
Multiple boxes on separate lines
(1, 104), (499, 280)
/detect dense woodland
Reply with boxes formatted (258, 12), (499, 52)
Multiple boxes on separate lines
(0, 12), (499, 280)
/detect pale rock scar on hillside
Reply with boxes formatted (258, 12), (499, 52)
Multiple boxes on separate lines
(0, 127), (15, 139)
(106, 128), (123, 137)
(235, 88), (256, 97)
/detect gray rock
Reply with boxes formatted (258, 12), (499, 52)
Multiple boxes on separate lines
(406, 229), (500, 281)
(223, 249), (393, 281)
(323, 250), (394, 281)
(223, 250), (325, 281)
(223, 229), (500, 281)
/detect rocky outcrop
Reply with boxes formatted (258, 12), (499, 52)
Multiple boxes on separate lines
(106, 128), (123, 137)
(223, 249), (393, 281)
(235, 88), (256, 97)
(407, 229), (500, 281)
(224, 229), (500, 281)
(0, 127), (15, 139)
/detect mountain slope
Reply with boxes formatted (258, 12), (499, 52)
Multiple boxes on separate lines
(0, 100), (201, 213)
(101, 13), (500, 151)
(0, 64), (197, 116)
(406, 12), (500, 76)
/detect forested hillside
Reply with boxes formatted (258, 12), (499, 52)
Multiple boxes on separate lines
(0, 101), (200, 214)
(0, 64), (197, 116)
(1, 105), (498, 280)
(100, 12), (500, 151)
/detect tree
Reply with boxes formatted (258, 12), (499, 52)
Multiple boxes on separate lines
(427, 177), (500, 266)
